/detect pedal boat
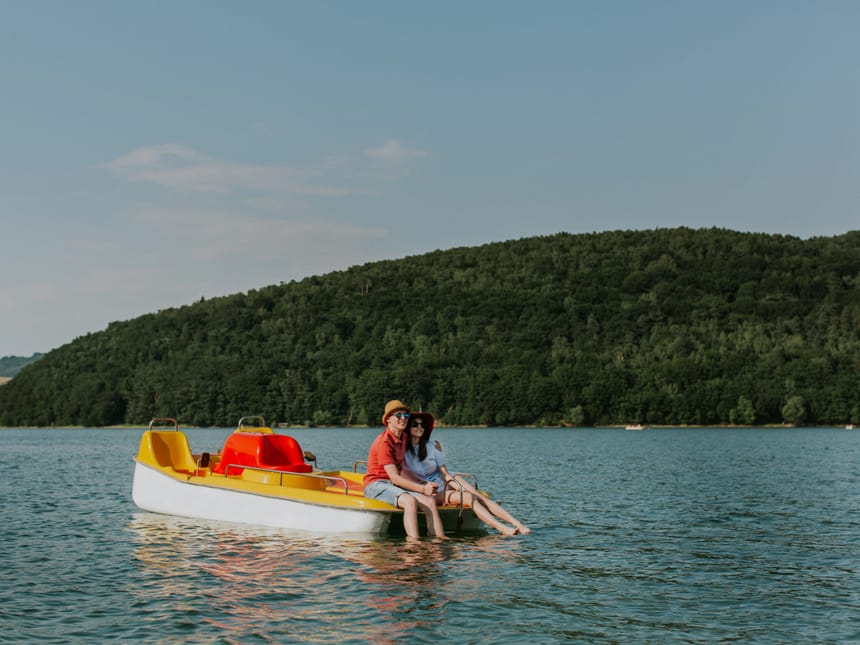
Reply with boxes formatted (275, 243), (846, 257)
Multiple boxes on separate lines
(132, 417), (484, 535)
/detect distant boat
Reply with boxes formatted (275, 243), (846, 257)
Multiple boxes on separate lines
(625, 424), (647, 431)
(846, 424), (857, 430)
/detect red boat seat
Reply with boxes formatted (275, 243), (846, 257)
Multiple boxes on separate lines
(259, 434), (313, 473)
(212, 432), (313, 475)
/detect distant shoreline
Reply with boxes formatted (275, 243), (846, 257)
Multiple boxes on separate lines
(1, 423), (855, 430)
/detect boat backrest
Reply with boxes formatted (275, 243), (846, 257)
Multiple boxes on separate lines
(260, 435), (313, 473)
(212, 432), (262, 474)
(146, 430), (198, 473)
(212, 432), (312, 475)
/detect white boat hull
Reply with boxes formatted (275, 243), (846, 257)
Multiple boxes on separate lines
(132, 462), (392, 534)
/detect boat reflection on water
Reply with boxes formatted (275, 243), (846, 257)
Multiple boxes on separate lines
(325, 532), (522, 643)
(126, 512), (477, 643)
(329, 538), (455, 643)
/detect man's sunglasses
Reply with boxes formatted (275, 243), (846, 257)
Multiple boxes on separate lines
(393, 412), (410, 419)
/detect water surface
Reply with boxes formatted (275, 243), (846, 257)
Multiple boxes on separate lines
(1, 426), (858, 643)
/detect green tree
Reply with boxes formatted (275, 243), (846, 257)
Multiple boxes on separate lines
(729, 396), (756, 425)
(566, 405), (586, 427)
(782, 395), (807, 426)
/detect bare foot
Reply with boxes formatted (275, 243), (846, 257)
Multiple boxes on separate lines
(515, 524), (531, 535)
(499, 525), (518, 537)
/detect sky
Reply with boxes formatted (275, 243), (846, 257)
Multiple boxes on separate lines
(2, 1), (859, 357)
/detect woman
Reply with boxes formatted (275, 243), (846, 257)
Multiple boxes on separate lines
(404, 412), (530, 536)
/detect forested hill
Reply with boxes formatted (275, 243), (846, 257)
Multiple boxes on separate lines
(2, 228), (859, 428)
(0, 354), (43, 378)
(0, 353), (41, 388)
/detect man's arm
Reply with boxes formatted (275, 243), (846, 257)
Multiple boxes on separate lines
(384, 463), (437, 496)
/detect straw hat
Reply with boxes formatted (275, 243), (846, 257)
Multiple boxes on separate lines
(382, 399), (411, 424)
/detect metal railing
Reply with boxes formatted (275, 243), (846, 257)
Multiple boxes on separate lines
(148, 417), (179, 431)
(221, 464), (351, 494)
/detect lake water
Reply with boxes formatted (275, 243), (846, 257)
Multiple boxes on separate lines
(1, 426), (858, 643)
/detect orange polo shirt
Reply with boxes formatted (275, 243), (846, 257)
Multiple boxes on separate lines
(363, 428), (407, 486)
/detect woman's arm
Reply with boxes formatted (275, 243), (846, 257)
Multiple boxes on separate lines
(438, 464), (456, 485)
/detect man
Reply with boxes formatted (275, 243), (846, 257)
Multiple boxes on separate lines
(363, 399), (445, 538)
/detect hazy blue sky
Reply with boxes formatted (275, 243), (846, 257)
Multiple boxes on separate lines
(2, 1), (858, 357)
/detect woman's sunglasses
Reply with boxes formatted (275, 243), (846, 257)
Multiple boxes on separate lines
(412, 421), (425, 429)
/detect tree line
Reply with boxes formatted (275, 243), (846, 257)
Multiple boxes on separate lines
(1, 227), (859, 427)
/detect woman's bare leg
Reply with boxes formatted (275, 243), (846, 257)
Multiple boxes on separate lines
(465, 494), (518, 536)
(443, 488), (516, 535)
(453, 475), (530, 534)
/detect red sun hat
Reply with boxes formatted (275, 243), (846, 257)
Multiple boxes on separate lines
(409, 412), (436, 439)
